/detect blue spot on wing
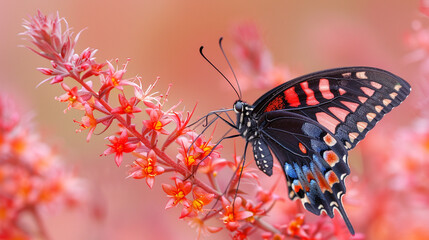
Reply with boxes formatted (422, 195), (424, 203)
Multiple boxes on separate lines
(285, 162), (297, 179)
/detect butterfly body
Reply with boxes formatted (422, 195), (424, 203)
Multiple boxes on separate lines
(232, 66), (411, 235)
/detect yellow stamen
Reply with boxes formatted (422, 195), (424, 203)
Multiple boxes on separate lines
(174, 190), (185, 204)
(68, 95), (77, 103)
(111, 77), (119, 86)
(186, 155), (195, 166)
(153, 121), (163, 130)
(124, 105), (133, 113)
(192, 199), (204, 211)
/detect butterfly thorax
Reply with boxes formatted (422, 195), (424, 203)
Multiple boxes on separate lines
(233, 100), (259, 141)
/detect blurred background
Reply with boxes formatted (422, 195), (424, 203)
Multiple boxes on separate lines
(1, 0), (427, 239)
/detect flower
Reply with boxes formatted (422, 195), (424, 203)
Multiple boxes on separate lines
(0, 93), (86, 239)
(101, 129), (138, 166)
(74, 104), (98, 142)
(111, 94), (142, 118)
(162, 104), (196, 150)
(21, 11), (84, 87)
(134, 77), (160, 104)
(180, 186), (214, 218)
(55, 83), (84, 112)
(188, 217), (223, 239)
(99, 60), (137, 95)
(286, 214), (306, 237)
(142, 108), (171, 135)
(127, 150), (164, 188)
(220, 197), (253, 232)
(230, 144), (259, 182)
(162, 177), (192, 209)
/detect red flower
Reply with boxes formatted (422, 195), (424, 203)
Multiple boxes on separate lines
(188, 217), (223, 239)
(111, 94), (141, 118)
(255, 181), (283, 204)
(180, 186), (214, 218)
(55, 83), (84, 112)
(286, 214), (306, 237)
(230, 143), (259, 182)
(232, 226), (253, 240)
(99, 60), (137, 95)
(220, 197), (253, 231)
(102, 129), (138, 166)
(176, 136), (203, 170)
(162, 178), (192, 209)
(127, 150), (164, 188)
(74, 104), (98, 142)
(134, 77), (160, 104)
(162, 104), (196, 150)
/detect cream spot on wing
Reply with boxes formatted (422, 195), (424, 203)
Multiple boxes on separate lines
(375, 105), (383, 113)
(345, 142), (352, 149)
(371, 81), (382, 89)
(383, 99), (392, 106)
(357, 121), (368, 132)
(348, 132), (359, 143)
(342, 72), (351, 78)
(356, 71), (368, 79)
(367, 112), (376, 122)
(390, 92), (398, 99)
(394, 84), (402, 91)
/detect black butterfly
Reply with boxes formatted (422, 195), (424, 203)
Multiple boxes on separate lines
(198, 41), (411, 235)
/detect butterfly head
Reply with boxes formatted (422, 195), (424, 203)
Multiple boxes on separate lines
(233, 100), (245, 114)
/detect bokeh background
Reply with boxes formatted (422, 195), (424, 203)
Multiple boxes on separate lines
(1, 1), (427, 239)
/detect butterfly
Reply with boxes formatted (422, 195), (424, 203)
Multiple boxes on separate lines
(198, 40), (411, 235)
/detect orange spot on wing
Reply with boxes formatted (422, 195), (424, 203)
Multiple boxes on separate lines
(325, 171), (340, 185)
(319, 78), (334, 99)
(306, 171), (315, 183)
(340, 101), (359, 112)
(361, 87), (375, 97)
(328, 107), (349, 122)
(299, 142), (307, 154)
(265, 95), (285, 112)
(315, 112), (340, 133)
(323, 150), (339, 167)
(316, 170), (332, 193)
(293, 182), (303, 193)
(323, 133), (337, 147)
(284, 87), (300, 107)
(358, 96), (368, 103)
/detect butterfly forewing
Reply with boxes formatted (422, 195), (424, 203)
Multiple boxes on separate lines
(252, 67), (411, 150)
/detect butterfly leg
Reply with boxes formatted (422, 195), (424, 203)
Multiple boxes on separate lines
(232, 141), (250, 211)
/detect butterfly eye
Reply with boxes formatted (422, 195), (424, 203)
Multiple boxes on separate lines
(234, 101), (244, 113)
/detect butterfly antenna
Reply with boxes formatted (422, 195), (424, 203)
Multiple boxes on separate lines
(199, 46), (241, 99)
(219, 37), (242, 99)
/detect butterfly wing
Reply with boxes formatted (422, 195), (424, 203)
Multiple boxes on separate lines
(253, 67), (411, 150)
(258, 110), (355, 234)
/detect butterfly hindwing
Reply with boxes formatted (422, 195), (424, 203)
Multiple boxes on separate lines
(257, 110), (355, 234)
(252, 67), (411, 150)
